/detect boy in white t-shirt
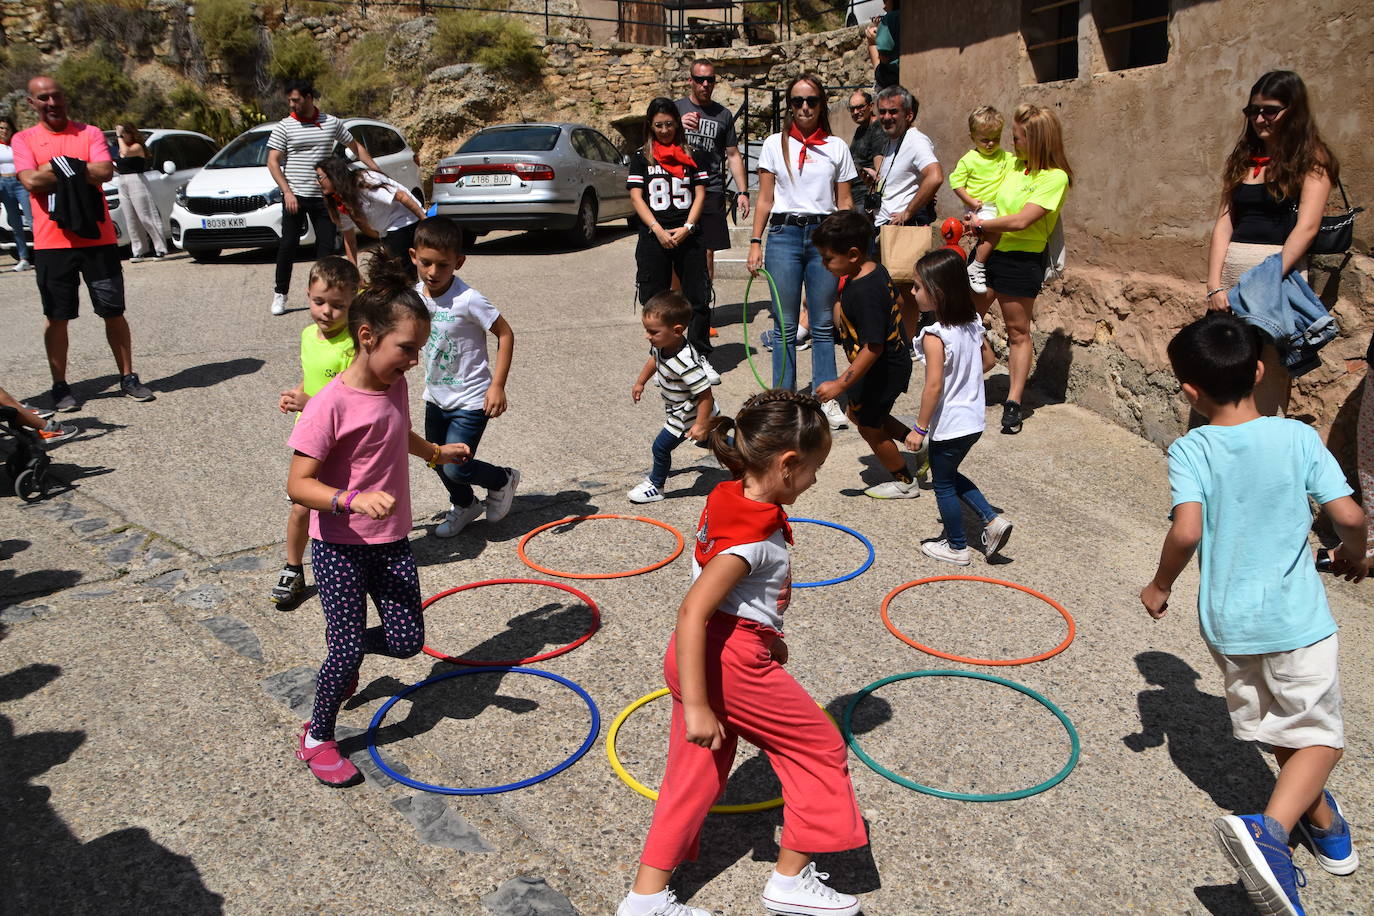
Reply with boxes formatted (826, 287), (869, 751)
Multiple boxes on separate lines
(411, 217), (520, 538)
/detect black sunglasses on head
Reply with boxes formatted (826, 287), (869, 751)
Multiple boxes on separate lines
(790, 96), (821, 109)
(691, 74), (716, 84)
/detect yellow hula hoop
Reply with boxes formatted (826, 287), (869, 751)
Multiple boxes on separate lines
(605, 687), (836, 815)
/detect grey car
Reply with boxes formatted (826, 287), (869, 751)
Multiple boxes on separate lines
(430, 122), (634, 247)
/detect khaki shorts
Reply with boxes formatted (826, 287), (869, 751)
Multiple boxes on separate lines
(1210, 634), (1343, 750)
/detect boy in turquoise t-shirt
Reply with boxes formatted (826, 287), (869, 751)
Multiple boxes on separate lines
(271, 256), (359, 607)
(950, 106), (1014, 294)
(1140, 313), (1366, 915)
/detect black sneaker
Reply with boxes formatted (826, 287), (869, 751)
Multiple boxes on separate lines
(1001, 400), (1023, 435)
(51, 381), (78, 413)
(271, 567), (305, 606)
(120, 373), (155, 402)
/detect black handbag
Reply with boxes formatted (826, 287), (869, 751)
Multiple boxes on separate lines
(1307, 178), (1363, 255)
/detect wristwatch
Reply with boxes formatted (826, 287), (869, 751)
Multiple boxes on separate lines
(684, 221), (697, 233)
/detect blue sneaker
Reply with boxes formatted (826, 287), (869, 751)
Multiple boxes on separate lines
(1295, 790), (1359, 875)
(1214, 814), (1307, 916)
(759, 328), (778, 351)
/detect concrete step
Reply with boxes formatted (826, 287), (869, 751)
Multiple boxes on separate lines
(713, 254), (754, 280)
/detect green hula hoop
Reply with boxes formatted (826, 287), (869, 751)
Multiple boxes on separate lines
(742, 267), (787, 391)
(842, 670), (1080, 802)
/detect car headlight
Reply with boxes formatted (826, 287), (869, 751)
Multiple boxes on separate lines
(265, 187), (283, 205)
(175, 183), (189, 206)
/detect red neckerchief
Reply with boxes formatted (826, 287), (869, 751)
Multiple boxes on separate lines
(695, 479), (792, 566)
(788, 124), (829, 174)
(290, 110), (324, 127)
(1249, 155), (1271, 178)
(651, 141), (696, 180)
(327, 192), (351, 217)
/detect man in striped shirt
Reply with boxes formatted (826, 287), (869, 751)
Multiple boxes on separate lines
(267, 79), (380, 315)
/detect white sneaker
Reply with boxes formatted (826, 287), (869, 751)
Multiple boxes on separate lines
(864, 479), (919, 499)
(702, 361), (722, 386)
(435, 501), (483, 538)
(11, 259), (30, 272)
(616, 888), (709, 916)
(822, 400), (848, 430)
(982, 515), (1013, 555)
(483, 468), (521, 522)
(921, 538), (971, 566)
(761, 863), (860, 916)
(628, 478), (665, 503)
(796, 326), (812, 351)
(270, 292), (288, 315)
(967, 259), (988, 294)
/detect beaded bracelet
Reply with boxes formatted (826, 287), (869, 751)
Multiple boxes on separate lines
(426, 444), (441, 469)
(342, 489), (361, 512)
(1206, 287), (1226, 298)
(330, 488), (346, 514)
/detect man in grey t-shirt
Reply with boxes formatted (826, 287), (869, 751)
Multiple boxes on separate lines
(675, 59), (750, 284)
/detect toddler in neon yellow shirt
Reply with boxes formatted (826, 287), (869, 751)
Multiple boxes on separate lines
(949, 106), (1014, 294)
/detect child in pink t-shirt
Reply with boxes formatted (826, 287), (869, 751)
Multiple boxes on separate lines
(286, 252), (470, 787)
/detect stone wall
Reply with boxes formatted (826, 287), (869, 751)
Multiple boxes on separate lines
(900, 0), (1374, 452)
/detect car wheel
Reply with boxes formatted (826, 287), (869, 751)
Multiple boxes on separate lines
(566, 192), (597, 248)
(187, 247), (221, 263)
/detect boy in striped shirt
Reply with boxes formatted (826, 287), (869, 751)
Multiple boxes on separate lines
(629, 291), (719, 503)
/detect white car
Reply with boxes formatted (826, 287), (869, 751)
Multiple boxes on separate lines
(169, 118), (423, 261)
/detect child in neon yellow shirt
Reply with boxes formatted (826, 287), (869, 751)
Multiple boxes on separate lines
(949, 106), (1014, 294)
(272, 256), (360, 607)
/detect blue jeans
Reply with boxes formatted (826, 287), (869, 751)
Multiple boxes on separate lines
(423, 402), (510, 508)
(928, 432), (996, 549)
(764, 221), (837, 392)
(0, 176), (31, 262)
(650, 427), (686, 488)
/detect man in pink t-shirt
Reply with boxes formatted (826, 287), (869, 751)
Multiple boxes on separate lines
(13, 75), (152, 412)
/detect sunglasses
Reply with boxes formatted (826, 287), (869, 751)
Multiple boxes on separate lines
(790, 96), (821, 110)
(690, 75), (716, 84)
(848, 103), (870, 113)
(1242, 104), (1287, 119)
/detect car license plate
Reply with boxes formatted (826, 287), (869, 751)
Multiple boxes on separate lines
(202, 217), (247, 229)
(465, 174), (511, 187)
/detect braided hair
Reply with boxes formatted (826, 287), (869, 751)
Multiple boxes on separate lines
(348, 248), (429, 351)
(705, 389), (830, 478)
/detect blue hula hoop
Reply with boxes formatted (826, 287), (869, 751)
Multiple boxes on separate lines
(366, 666), (601, 795)
(843, 670), (1080, 802)
(790, 517), (875, 588)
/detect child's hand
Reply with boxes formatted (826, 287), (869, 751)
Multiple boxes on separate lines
(484, 385), (508, 418)
(770, 638), (788, 665)
(667, 226), (691, 246)
(350, 491), (395, 519)
(969, 197), (983, 211)
(1330, 544), (1369, 583)
(686, 420), (709, 442)
(632, 382), (645, 402)
(814, 380), (843, 403)
(903, 429), (925, 451)
(438, 443), (471, 465)
(684, 702), (725, 750)
(654, 225), (677, 249)
(1140, 582), (1170, 619)
(279, 389), (307, 413)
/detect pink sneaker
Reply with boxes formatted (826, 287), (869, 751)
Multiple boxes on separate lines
(296, 722), (362, 787)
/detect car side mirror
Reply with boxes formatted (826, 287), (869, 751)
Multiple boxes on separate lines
(162, 160), (176, 175)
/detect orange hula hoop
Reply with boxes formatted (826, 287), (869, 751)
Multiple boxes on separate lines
(517, 514), (686, 579)
(880, 575), (1076, 666)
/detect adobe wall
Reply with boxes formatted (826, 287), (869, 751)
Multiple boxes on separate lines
(899, 0), (1374, 452)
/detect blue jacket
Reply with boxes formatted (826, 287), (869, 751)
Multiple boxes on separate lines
(1227, 252), (1337, 377)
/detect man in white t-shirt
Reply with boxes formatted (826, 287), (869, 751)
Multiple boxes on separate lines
(870, 86), (942, 229)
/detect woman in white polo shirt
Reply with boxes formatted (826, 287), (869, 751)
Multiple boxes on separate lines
(315, 155), (425, 267)
(747, 74), (856, 430)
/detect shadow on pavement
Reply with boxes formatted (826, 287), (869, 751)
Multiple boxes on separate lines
(410, 487), (599, 569)
(0, 628), (225, 913)
(1192, 883), (1255, 915)
(149, 358), (266, 394)
(0, 539), (83, 610)
(671, 693), (889, 904)
(465, 226), (635, 256)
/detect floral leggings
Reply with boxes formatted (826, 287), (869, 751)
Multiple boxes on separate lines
(308, 537), (425, 741)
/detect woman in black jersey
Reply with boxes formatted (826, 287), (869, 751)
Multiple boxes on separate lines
(628, 99), (712, 356)
(1205, 71), (1339, 415)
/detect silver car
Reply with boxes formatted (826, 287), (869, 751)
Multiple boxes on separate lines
(430, 122), (634, 247)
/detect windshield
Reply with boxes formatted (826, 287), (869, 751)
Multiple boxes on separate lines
(458, 126), (560, 153)
(206, 131), (271, 169)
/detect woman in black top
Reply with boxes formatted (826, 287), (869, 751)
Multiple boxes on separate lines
(1205, 71), (1338, 415)
(114, 123), (167, 261)
(628, 98), (710, 355)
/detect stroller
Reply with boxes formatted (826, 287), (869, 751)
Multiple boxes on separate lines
(0, 405), (53, 501)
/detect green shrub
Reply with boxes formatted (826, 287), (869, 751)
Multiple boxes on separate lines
(320, 34), (392, 118)
(57, 0), (167, 57)
(194, 0), (260, 64)
(267, 29), (328, 84)
(55, 46), (136, 127)
(0, 42), (42, 95)
(433, 11), (543, 80)
(169, 83), (266, 145)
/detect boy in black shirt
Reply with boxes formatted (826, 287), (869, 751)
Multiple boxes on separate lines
(814, 210), (921, 498)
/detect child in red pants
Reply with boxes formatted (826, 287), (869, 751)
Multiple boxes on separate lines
(618, 390), (869, 916)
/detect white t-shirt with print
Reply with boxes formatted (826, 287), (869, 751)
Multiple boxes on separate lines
(757, 133), (856, 216)
(914, 316), (986, 441)
(875, 127), (939, 225)
(418, 276), (501, 411)
(691, 529), (792, 631)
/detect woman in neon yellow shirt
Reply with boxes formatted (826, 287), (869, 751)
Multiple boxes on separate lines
(967, 104), (1072, 434)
